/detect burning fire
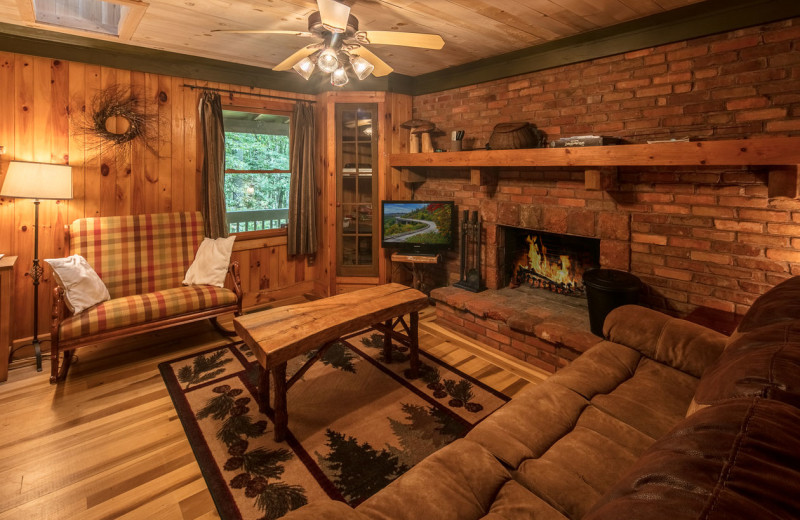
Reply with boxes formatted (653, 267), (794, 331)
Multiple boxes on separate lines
(513, 235), (583, 293)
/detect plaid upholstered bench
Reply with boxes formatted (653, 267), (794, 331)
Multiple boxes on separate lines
(49, 211), (242, 384)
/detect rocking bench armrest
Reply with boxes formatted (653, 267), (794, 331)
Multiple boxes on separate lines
(227, 260), (243, 315)
(50, 285), (71, 340)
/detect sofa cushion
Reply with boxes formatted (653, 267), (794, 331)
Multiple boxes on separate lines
(59, 285), (238, 340)
(355, 438), (568, 520)
(688, 320), (800, 415)
(548, 339), (699, 438)
(70, 211), (204, 299)
(468, 339), (700, 520)
(583, 397), (800, 520)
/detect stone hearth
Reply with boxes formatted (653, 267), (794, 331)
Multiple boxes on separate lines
(430, 285), (603, 373)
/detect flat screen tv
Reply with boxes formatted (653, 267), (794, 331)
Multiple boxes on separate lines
(381, 200), (455, 255)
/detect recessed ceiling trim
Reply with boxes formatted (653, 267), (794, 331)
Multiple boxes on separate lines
(16, 0), (147, 41)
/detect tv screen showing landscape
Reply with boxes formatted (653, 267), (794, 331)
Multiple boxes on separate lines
(381, 201), (454, 253)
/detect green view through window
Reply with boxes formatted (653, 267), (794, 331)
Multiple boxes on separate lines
(223, 109), (291, 234)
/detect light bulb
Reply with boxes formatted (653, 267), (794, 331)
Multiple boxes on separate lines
(292, 57), (315, 80)
(350, 55), (374, 80)
(317, 48), (339, 73)
(331, 67), (349, 87)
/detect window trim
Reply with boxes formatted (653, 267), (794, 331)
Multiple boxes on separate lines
(223, 100), (293, 240)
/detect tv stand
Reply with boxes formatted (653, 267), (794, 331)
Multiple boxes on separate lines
(391, 252), (440, 293)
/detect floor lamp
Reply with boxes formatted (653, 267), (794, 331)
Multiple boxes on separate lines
(0, 161), (73, 372)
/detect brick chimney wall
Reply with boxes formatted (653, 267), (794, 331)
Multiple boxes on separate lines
(410, 18), (800, 318)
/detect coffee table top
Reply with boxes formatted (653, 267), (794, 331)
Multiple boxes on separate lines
(233, 283), (428, 368)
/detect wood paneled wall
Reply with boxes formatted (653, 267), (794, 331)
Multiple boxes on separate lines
(0, 51), (319, 346)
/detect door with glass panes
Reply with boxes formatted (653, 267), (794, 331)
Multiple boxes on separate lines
(336, 104), (378, 277)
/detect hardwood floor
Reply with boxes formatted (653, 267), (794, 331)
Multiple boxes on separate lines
(0, 306), (547, 520)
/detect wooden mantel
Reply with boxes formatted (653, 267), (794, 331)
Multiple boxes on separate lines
(389, 137), (800, 197)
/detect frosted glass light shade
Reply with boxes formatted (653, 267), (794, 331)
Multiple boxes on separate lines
(350, 55), (374, 80)
(317, 48), (340, 73)
(331, 67), (349, 87)
(293, 56), (316, 80)
(0, 161), (73, 200)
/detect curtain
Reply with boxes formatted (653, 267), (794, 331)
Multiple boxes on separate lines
(198, 92), (228, 238)
(287, 101), (317, 255)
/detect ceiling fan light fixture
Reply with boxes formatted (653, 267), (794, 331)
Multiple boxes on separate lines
(350, 54), (375, 80)
(331, 66), (349, 87)
(317, 47), (340, 73)
(292, 56), (316, 80)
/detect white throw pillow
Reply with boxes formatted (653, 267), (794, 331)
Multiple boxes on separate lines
(45, 254), (111, 314)
(183, 236), (236, 288)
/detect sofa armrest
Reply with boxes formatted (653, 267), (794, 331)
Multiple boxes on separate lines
(603, 305), (727, 378)
(281, 500), (368, 520)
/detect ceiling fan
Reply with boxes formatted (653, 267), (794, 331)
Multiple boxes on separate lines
(212, 0), (444, 86)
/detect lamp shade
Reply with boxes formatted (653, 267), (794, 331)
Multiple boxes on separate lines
(0, 161), (73, 200)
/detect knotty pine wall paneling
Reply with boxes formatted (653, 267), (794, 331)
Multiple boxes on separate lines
(0, 51), (319, 348)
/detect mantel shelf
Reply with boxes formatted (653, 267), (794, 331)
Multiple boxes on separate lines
(389, 136), (800, 197)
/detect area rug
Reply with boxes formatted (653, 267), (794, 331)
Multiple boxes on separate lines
(159, 328), (510, 520)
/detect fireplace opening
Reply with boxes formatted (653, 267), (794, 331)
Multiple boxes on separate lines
(502, 227), (600, 296)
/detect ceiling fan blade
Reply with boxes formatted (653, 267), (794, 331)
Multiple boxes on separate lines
(273, 45), (319, 71)
(357, 31), (444, 49)
(212, 29), (314, 37)
(317, 0), (351, 32)
(349, 46), (393, 77)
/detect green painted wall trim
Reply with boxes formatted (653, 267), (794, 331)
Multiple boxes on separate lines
(408, 0), (800, 95)
(0, 22), (316, 94)
(0, 0), (797, 97)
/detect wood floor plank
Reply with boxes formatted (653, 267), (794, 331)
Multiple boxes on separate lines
(0, 306), (542, 519)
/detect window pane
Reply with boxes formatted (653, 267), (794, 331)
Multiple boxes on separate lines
(223, 109), (291, 233)
(223, 110), (290, 171)
(225, 173), (291, 232)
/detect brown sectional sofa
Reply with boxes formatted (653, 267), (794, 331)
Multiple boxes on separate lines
(282, 276), (800, 519)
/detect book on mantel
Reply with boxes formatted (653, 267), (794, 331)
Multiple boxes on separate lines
(549, 135), (621, 148)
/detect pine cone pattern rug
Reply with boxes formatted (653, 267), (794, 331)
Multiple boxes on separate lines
(159, 328), (509, 520)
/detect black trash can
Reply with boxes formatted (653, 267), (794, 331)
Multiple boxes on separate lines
(583, 268), (641, 337)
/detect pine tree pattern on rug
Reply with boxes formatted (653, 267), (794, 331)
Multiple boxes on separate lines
(160, 329), (509, 519)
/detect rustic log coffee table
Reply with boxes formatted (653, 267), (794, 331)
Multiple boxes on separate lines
(233, 283), (429, 441)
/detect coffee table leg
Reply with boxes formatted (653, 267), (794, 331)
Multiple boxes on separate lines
(408, 311), (420, 378)
(272, 362), (288, 442)
(383, 318), (393, 363)
(258, 365), (270, 413)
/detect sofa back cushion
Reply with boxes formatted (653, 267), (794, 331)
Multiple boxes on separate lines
(729, 275), (800, 341)
(584, 397), (800, 520)
(69, 211), (204, 299)
(603, 305), (726, 378)
(689, 321), (800, 413)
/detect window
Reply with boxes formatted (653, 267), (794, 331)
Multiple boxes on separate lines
(19, 0), (148, 40)
(223, 108), (291, 235)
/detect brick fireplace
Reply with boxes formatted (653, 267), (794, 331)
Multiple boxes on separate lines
(428, 189), (631, 372)
(417, 17), (800, 371)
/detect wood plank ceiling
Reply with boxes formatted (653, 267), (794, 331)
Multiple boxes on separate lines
(0, 0), (709, 77)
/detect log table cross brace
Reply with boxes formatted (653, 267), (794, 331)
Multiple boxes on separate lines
(233, 283), (429, 442)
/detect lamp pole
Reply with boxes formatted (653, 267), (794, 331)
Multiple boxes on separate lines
(31, 199), (43, 371)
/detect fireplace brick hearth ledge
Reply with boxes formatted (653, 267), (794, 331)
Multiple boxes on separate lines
(430, 285), (603, 373)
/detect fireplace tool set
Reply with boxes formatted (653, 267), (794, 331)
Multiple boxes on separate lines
(454, 210), (485, 292)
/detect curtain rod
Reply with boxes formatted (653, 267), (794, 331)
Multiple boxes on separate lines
(181, 84), (316, 104)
